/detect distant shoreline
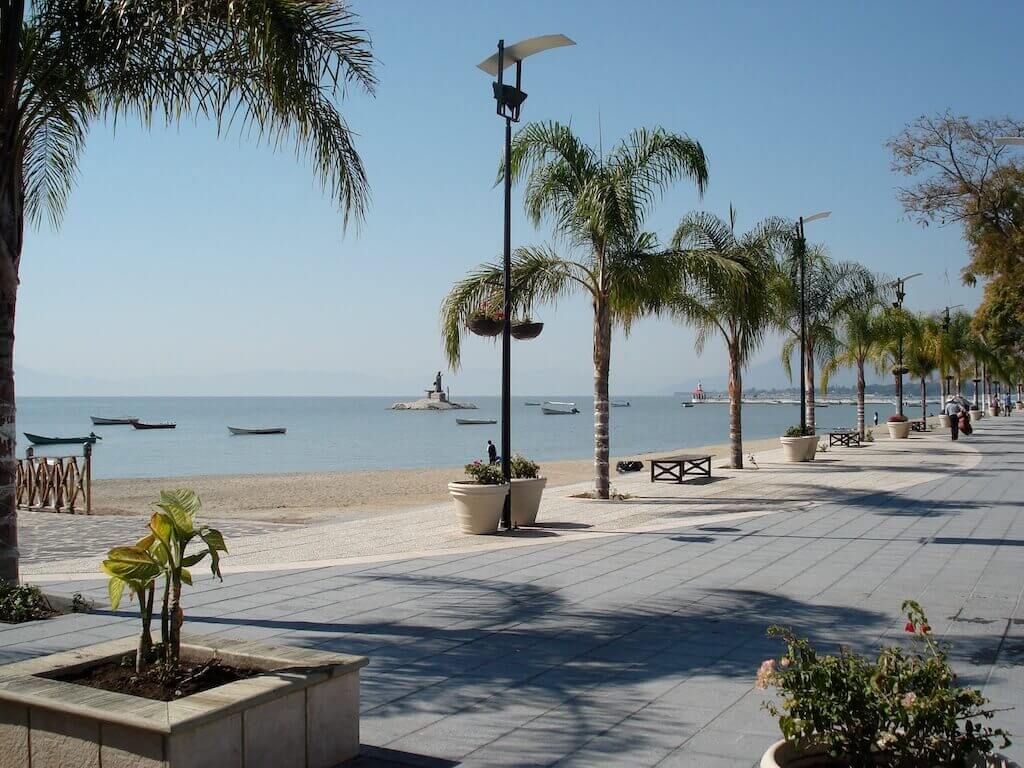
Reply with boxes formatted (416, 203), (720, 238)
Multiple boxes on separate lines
(91, 437), (783, 525)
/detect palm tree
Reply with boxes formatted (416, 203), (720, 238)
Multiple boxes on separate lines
(441, 122), (724, 500)
(903, 313), (939, 420)
(0, 0), (376, 581)
(669, 207), (788, 468)
(776, 247), (877, 433)
(820, 303), (886, 439)
(871, 306), (917, 418)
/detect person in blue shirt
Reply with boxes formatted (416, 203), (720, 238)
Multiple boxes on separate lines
(1005, 391), (1013, 417)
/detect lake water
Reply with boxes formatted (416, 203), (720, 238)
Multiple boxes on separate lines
(16, 396), (901, 479)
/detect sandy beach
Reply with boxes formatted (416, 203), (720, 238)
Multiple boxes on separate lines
(90, 437), (783, 524)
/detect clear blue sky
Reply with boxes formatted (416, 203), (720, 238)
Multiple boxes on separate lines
(17, 0), (1023, 396)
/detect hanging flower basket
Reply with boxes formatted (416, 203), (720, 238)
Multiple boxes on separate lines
(467, 316), (503, 337)
(511, 321), (544, 340)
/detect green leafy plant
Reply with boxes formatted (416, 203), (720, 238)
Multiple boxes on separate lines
(510, 454), (540, 479)
(468, 297), (504, 323)
(463, 460), (505, 485)
(759, 601), (1010, 768)
(0, 582), (53, 623)
(784, 425), (812, 438)
(102, 490), (227, 672)
(865, 429), (875, 443)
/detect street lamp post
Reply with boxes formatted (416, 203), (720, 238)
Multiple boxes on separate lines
(940, 304), (963, 401)
(794, 211), (830, 435)
(888, 273), (921, 417)
(478, 35), (574, 530)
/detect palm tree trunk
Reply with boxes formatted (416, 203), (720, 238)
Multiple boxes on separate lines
(0, 6), (24, 583)
(920, 378), (926, 421)
(804, 340), (816, 433)
(856, 361), (865, 439)
(593, 297), (611, 499)
(727, 343), (743, 469)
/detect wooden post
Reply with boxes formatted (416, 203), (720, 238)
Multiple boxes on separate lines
(83, 443), (92, 515)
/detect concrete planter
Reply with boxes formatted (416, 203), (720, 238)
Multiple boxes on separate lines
(939, 414), (952, 427)
(0, 635), (367, 768)
(510, 477), (546, 526)
(970, 409), (983, 424)
(780, 435), (817, 463)
(989, 406), (1001, 417)
(448, 481), (508, 534)
(1016, 401), (1023, 412)
(760, 739), (1018, 767)
(887, 420), (911, 439)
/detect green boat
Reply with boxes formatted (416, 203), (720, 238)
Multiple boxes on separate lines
(24, 432), (101, 446)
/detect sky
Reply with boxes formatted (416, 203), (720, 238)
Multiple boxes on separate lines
(16, 0), (1024, 397)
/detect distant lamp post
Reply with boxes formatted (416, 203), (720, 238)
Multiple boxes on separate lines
(940, 304), (964, 401)
(887, 273), (921, 417)
(477, 34), (574, 530)
(794, 211), (830, 435)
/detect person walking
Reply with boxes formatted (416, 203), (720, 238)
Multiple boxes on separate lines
(1005, 391), (1013, 417)
(944, 397), (962, 441)
(873, 411), (879, 427)
(487, 440), (498, 464)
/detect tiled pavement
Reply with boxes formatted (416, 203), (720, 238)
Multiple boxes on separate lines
(5, 418), (1024, 766)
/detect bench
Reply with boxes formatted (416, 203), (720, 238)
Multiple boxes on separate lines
(828, 430), (861, 447)
(650, 454), (712, 483)
(909, 418), (928, 433)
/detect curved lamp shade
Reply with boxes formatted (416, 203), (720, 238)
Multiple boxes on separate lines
(802, 210), (831, 224)
(477, 34), (575, 75)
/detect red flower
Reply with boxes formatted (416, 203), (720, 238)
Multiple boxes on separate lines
(921, 624), (931, 634)
(905, 622), (915, 633)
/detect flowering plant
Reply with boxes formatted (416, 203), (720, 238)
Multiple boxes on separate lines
(784, 425), (812, 438)
(463, 460), (504, 485)
(759, 601), (1010, 767)
(887, 414), (909, 423)
(510, 453), (540, 479)
(468, 297), (504, 323)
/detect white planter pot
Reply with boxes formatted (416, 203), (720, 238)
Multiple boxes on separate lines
(511, 477), (546, 526)
(1016, 401), (1023, 412)
(0, 636), (366, 768)
(760, 739), (1018, 768)
(448, 481), (508, 534)
(887, 420), (911, 439)
(780, 435), (817, 463)
(970, 409), (983, 424)
(939, 414), (952, 427)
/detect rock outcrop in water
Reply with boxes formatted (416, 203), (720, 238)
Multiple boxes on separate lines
(389, 373), (477, 410)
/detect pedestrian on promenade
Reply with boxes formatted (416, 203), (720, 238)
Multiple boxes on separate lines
(1005, 391), (1012, 417)
(873, 411), (879, 427)
(487, 440), (498, 464)
(944, 397), (962, 441)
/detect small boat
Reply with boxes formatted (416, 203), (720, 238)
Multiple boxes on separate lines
(611, 401), (631, 407)
(24, 432), (101, 446)
(455, 418), (497, 426)
(682, 403), (694, 408)
(90, 416), (136, 426)
(131, 421), (176, 430)
(524, 402), (541, 406)
(228, 426), (286, 435)
(542, 401), (579, 415)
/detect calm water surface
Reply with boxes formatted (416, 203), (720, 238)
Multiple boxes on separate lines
(16, 396), (900, 479)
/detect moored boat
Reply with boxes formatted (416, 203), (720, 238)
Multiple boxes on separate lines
(227, 426), (286, 435)
(524, 402), (541, 406)
(90, 416), (136, 426)
(611, 401), (631, 407)
(24, 432), (101, 446)
(542, 401), (579, 415)
(455, 418), (497, 426)
(131, 421), (176, 430)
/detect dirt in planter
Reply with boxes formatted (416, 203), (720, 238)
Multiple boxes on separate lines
(52, 652), (261, 701)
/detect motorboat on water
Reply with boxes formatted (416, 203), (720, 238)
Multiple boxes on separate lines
(24, 432), (101, 446)
(228, 426), (286, 435)
(542, 401), (579, 415)
(456, 418), (497, 425)
(611, 401), (631, 407)
(90, 416), (136, 425)
(132, 421), (176, 430)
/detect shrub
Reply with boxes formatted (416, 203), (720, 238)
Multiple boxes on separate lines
(865, 429), (874, 443)
(759, 601), (1010, 767)
(784, 425), (811, 438)
(463, 460), (504, 485)
(467, 297), (504, 323)
(510, 454), (540, 479)
(0, 582), (53, 623)
(888, 414), (909, 423)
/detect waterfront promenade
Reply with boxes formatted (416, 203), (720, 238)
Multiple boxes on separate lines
(6, 417), (1024, 766)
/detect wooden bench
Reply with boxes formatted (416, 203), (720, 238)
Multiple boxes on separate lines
(909, 418), (928, 433)
(650, 454), (712, 483)
(828, 430), (860, 447)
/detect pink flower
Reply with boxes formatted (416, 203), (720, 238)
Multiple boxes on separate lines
(901, 692), (917, 708)
(755, 659), (776, 689)
(905, 622), (915, 633)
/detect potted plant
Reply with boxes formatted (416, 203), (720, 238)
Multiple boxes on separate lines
(466, 297), (504, 337)
(0, 490), (366, 768)
(448, 460), (508, 534)
(887, 413), (911, 439)
(780, 425), (818, 462)
(510, 453), (546, 526)
(970, 404), (984, 423)
(511, 316), (544, 340)
(757, 600), (1013, 768)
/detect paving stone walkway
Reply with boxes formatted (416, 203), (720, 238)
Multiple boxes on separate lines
(4, 417), (1023, 767)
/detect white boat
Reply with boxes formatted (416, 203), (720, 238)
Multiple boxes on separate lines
(611, 401), (631, 407)
(228, 426), (287, 435)
(456, 418), (497, 425)
(524, 402), (541, 406)
(542, 401), (579, 415)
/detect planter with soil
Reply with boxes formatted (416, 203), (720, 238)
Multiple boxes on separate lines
(0, 634), (366, 768)
(510, 476), (547, 526)
(448, 481), (508, 534)
(510, 321), (544, 340)
(970, 408), (983, 423)
(887, 418), (911, 439)
(780, 435), (817, 463)
(759, 739), (1017, 767)
(467, 316), (503, 337)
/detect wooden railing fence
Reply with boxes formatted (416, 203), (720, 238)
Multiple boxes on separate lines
(16, 444), (92, 514)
